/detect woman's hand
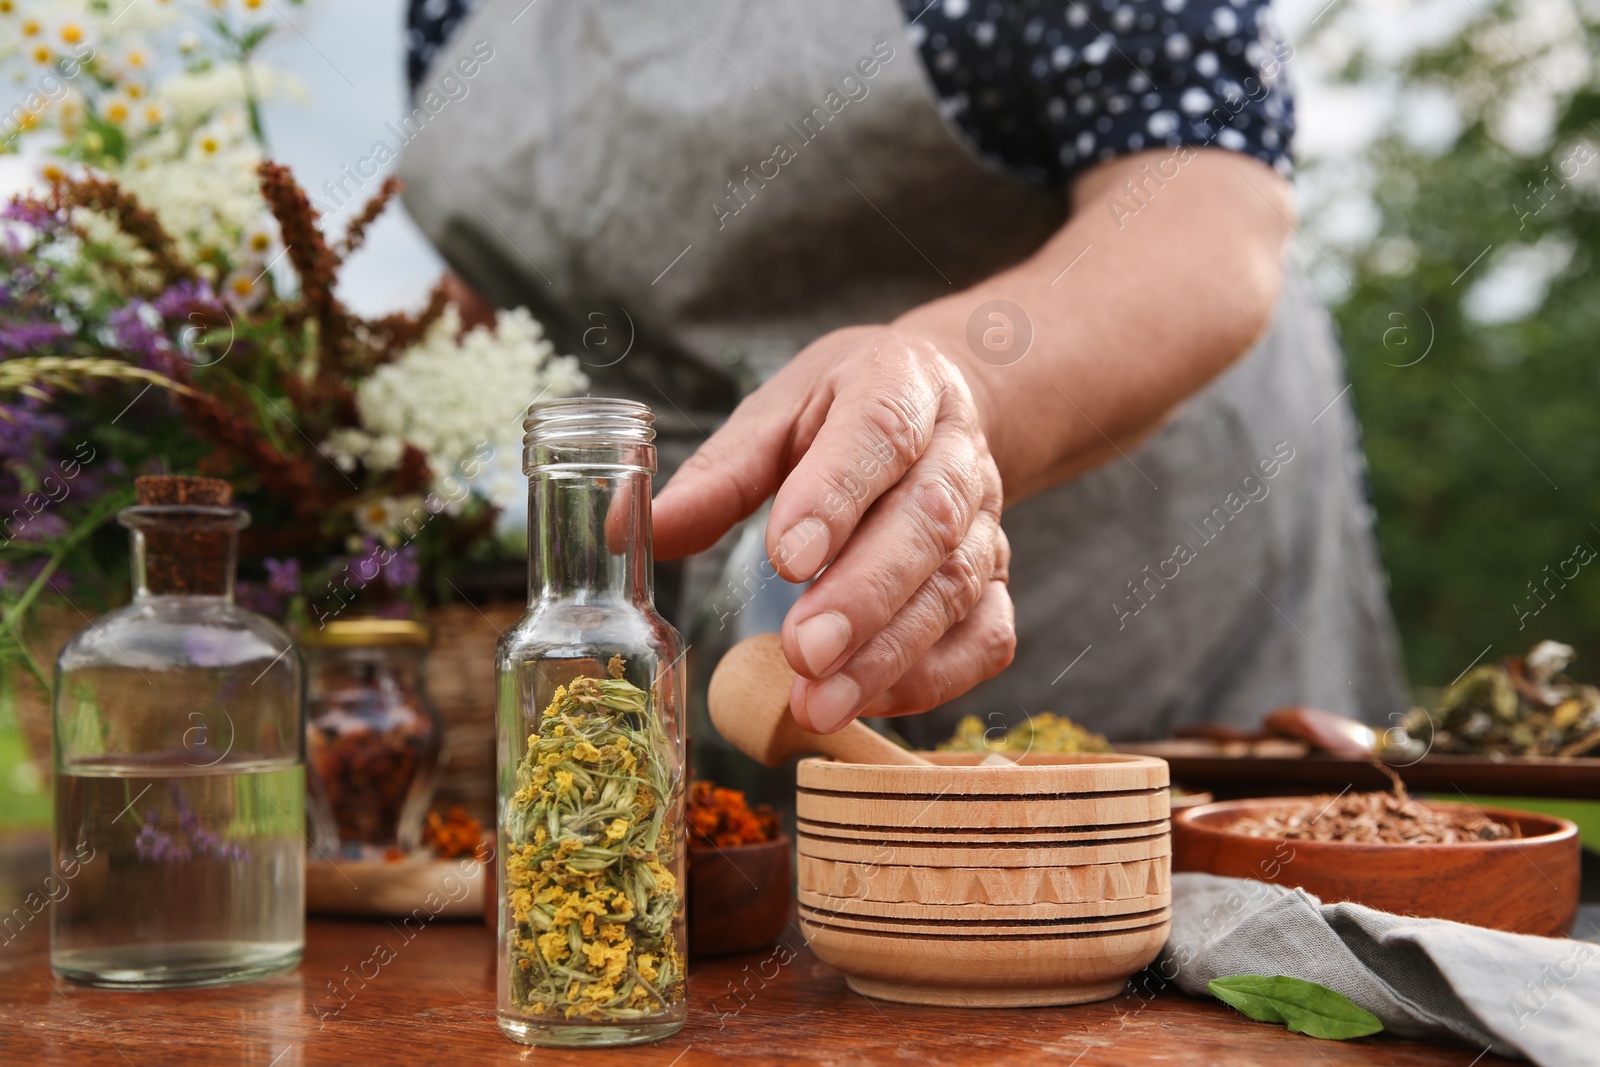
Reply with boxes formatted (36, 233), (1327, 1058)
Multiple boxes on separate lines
(652, 325), (1015, 733)
(654, 151), (1293, 735)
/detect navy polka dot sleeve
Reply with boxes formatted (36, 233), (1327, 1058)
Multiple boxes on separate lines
(899, 0), (1295, 187)
(406, 0), (481, 95)
(404, 0), (1293, 186)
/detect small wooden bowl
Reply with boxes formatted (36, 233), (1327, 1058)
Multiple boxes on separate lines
(1173, 798), (1581, 936)
(796, 752), (1171, 1006)
(689, 834), (793, 958)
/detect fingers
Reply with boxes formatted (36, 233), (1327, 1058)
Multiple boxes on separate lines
(864, 579), (1016, 719)
(764, 333), (954, 583)
(651, 391), (794, 561)
(780, 416), (1000, 680)
(789, 528), (1013, 733)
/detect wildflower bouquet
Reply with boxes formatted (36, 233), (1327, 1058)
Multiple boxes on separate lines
(0, 0), (586, 697)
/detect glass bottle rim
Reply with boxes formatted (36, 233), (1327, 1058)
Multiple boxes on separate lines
(117, 504), (250, 531)
(523, 398), (656, 476)
(523, 397), (654, 446)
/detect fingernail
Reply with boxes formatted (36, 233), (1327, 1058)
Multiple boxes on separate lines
(804, 674), (860, 734)
(775, 517), (831, 580)
(794, 612), (852, 676)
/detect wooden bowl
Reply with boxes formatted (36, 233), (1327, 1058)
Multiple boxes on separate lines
(689, 834), (793, 958)
(798, 853), (1168, 906)
(795, 752), (1171, 1006)
(1173, 798), (1581, 936)
(798, 919), (1170, 1008)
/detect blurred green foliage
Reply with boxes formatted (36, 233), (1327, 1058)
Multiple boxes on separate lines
(1323, 0), (1600, 688)
(0, 680), (49, 828)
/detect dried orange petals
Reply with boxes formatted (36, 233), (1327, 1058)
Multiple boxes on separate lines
(424, 806), (488, 859)
(686, 781), (779, 849)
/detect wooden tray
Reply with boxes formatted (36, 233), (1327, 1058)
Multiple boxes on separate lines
(1118, 740), (1600, 799)
(307, 856), (485, 919)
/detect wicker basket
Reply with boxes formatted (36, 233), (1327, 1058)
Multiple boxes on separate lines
(6, 600), (522, 825)
(422, 601), (524, 822)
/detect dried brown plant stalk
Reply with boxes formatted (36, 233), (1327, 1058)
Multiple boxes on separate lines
(363, 277), (450, 369)
(175, 385), (333, 520)
(336, 175), (402, 261)
(51, 176), (194, 287)
(392, 444), (433, 495)
(256, 160), (354, 373)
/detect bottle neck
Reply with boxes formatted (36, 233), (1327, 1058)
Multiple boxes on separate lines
(121, 506), (246, 600)
(529, 467), (653, 605)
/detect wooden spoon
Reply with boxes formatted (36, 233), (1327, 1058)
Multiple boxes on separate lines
(1262, 705), (1378, 759)
(707, 633), (927, 767)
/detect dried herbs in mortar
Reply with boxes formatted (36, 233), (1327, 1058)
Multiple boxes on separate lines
(504, 657), (684, 1020)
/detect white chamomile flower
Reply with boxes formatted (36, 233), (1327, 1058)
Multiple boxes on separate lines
(101, 94), (133, 126)
(222, 269), (267, 310)
(355, 495), (426, 546)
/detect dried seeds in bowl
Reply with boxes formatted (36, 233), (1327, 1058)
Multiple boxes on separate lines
(1230, 773), (1517, 845)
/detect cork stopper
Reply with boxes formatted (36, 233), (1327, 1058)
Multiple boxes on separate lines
(135, 475), (234, 507)
(125, 476), (243, 597)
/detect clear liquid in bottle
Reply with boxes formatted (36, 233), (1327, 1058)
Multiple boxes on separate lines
(51, 759), (305, 987)
(50, 476), (305, 988)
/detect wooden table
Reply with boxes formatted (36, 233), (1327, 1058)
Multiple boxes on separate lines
(0, 834), (1518, 1066)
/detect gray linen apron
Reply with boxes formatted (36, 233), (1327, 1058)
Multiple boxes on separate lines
(398, 0), (1408, 742)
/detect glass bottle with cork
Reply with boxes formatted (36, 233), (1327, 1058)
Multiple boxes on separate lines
(50, 475), (305, 988)
(495, 398), (688, 1047)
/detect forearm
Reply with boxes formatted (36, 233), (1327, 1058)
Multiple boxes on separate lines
(893, 148), (1295, 504)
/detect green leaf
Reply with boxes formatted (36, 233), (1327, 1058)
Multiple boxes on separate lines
(1207, 976), (1384, 1040)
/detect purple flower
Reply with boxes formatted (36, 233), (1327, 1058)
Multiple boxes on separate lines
(136, 810), (191, 863)
(1, 197), (61, 231)
(2, 510), (67, 544)
(151, 279), (218, 318)
(264, 557), (301, 596)
(108, 300), (171, 365)
(384, 545), (420, 590)
(0, 320), (67, 355)
(135, 787), (249, 863)
(0, 401), (67, 462)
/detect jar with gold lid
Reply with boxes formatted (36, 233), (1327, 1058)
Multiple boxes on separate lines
(302, 619), (443, 856)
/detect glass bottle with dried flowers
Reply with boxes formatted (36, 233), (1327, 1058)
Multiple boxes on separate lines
(494, 399), (688, 1047)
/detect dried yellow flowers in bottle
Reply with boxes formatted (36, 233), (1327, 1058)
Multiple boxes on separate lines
(503, 658), (684, 1024)
(496, 400), (687, 1047)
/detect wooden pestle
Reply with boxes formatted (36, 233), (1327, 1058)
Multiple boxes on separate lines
(707, 633), (928, 766)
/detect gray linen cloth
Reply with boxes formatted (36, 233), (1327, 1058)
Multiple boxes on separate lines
(1163, 874), (1600, 1066)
